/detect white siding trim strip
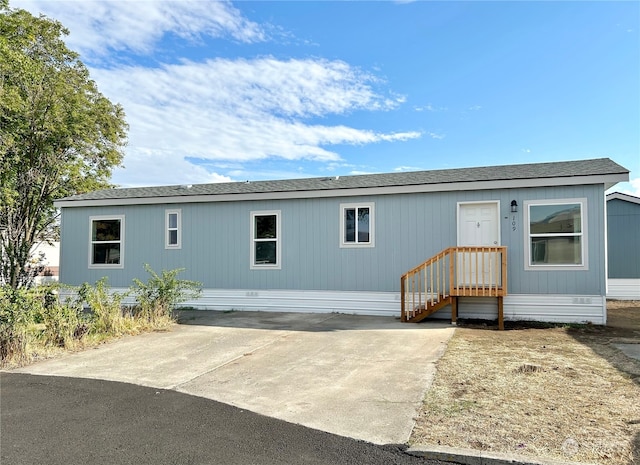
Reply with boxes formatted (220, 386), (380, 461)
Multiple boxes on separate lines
(181, 289), (401, 316)
(59, 289), (402, 317)
(431, 295), (606, 325)
(607, 279), (640, 300)
(58, 289), (607, 324)
(505, 294), (606, 325)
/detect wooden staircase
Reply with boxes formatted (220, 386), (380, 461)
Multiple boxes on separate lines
(400, 246), (507, 329)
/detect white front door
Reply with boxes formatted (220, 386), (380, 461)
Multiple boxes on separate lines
(457, 202), (500, 285)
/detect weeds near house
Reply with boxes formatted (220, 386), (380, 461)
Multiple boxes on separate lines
(130, 264), (201, 328)
(77, 278), (130, 336)
(0, 266), (202, 368)
(41, 291), (86, 348)
(0, 287), (39, 366)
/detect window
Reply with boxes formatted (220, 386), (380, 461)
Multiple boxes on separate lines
(89, 215), (124, 268)
(165, 209), (181, 249)
(524, 199), (587, 270)
(250, 211), (281, 269)
(340, 202), (375, 247)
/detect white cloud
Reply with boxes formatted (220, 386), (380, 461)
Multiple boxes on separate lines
(415, 103), (447, 112)
(394, 165), (422, 172)
(426, 132), (445, 140)
(325, 162), (357, 172)
(112, 148), (232, 187)
(349, 170), (377, 175)
(14, 0), (267, 59)
(89, 58), (420, 184)
(13, 0), (422, 187)
(610, 177), (640, 197)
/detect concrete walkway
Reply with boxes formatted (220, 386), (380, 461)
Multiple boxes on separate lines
(613, 342), (640, 361)
(12, 311), (455, 445)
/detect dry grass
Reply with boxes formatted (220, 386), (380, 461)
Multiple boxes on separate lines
(0, 315), (176, 370)
(411, 300), (640, 465)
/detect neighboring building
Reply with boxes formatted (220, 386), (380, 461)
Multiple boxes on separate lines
(54, 158), (628, 324)
(606, 192), (640, 300)
(31, 241), (60, 284)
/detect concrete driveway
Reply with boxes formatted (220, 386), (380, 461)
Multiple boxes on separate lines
(12, 311), (455, 445)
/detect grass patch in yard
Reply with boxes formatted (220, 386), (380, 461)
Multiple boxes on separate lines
(411, 300), (640, 465)
(1, 266), (201, 369)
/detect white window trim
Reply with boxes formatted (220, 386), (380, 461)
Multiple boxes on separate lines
(88, 215), (124, 269)
(340, 202), (375, 248)
(523, 198), (588, 271)
(165, 209), (182, 249)
(250, 210), (281, 270)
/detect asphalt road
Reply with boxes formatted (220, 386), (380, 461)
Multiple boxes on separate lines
(1, 373), (450, 465)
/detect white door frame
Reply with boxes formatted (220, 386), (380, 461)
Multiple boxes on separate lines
(456, 201), (501, 286)
(456, 201), (501, 246)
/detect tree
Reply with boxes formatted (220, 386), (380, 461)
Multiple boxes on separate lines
(0, 4), (128, 288)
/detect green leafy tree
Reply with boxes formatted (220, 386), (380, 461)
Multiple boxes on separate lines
(0, 4), (128, 288)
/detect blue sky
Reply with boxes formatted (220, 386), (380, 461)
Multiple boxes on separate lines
(14, 0), (640, 195)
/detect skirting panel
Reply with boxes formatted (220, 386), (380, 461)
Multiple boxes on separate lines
(60, 288), (607, 324)
(607, 279), (640, 300)
(180, 289), (402, 316)
(433, 294), (606, 325)
(78, 288), (403, 317)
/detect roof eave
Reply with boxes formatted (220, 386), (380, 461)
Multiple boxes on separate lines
(54, 172), (629, 208)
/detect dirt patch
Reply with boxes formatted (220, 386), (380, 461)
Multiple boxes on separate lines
(596, 300), (640, 339)
(411, 301), (640, 465)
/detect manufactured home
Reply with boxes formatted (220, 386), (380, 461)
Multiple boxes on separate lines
(54, 158), (628, 325)
(606, 192), (640, 300)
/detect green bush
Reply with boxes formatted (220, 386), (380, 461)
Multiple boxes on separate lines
(0, 266), (203, 367)
(77, 278), (128, 336)
(0, 286), (39, 365)
(131, 264), (201, 325)
(40, 291), (87, 348)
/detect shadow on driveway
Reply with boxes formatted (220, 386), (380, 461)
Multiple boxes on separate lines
(174, 309), (453, 332)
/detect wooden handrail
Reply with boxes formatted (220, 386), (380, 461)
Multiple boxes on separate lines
(401, 246), (507, 322)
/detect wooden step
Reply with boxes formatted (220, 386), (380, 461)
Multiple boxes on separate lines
(407, 295), (453, 323)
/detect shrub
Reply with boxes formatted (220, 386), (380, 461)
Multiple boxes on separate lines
(77, 278), (128, 336)
(0, 286), (39, 365)
(131, 264), (201, 326)
(40, 288), (87, 348)
(0, 266), (202, 367)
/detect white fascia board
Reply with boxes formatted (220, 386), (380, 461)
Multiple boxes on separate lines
(54, 172), (629, 208)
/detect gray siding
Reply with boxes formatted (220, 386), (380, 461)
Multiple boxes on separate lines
(607, 198), (640, 278)
(60, 184), (607, 296)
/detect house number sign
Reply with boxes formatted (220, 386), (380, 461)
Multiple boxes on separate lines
(512, 215), (517, 232)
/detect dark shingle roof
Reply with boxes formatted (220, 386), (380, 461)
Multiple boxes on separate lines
(58, 158), (628, 203)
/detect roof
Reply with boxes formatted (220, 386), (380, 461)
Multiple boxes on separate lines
(55, 157), (629, 207)
(606, 192), (640, 205)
